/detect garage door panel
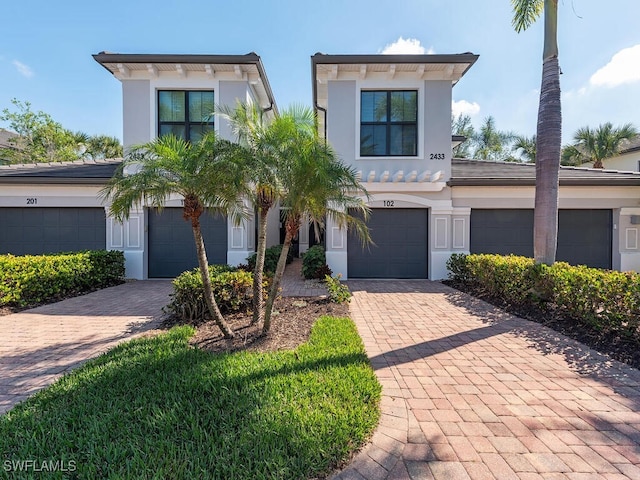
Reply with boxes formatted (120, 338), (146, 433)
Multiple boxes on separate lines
(0, 208), (106, 255)
(348, 208), (428, 279)
(148, 208), (227, 278)
(470, 209), (611, 269)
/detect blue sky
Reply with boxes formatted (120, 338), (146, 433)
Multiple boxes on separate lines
(2, 0), (639, 146)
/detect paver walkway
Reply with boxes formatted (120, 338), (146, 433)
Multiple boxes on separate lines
(334, 280), (640, 480)
(281, 257), (328, 297)
(0, 280), (172, 415)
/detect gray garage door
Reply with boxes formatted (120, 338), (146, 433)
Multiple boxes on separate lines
(347, 208), (428, 278)
(0, 207), (106, 255)
(470, 209), (612, 269)
(148, 208), (227, 278)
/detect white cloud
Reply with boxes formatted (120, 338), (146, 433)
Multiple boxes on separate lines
(12, 60), (34, 78)
(452, 99), (480, 118)
(379, 37), (434, 55)
(589, 44), (640, 88)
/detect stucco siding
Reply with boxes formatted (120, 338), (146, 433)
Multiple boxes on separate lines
(122, 80), (151, 151)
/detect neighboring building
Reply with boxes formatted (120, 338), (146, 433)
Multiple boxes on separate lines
(312, 53), (640, 279)
(580, 137), (640, 171)
(0, 129), (19, 164)
(2, 50), (640, 280)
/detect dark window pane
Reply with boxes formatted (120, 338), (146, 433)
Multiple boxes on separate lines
(390, 91), (417, 122)
(159, 124), (186, 140)
(360, 125), (375, 155)
(159, 91), (185, 122)
(189, 91), (214, 122)
(390, 125), (417, 155)
(361, 91), (387, 122)
(361, 125), (387, 155)
(189, 124), (214, 143)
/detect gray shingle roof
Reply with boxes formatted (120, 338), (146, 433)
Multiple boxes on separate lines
(2, 157), (640, 187)
(0, 158), (122, 184)
(450, 158), (640, 186)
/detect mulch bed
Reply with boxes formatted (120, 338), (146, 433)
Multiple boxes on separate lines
(445, 280), (640, 371)
(163, 296), (349, 354)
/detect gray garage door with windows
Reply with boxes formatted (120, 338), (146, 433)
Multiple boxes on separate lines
(0, 207), (106, 255)
(347, 208), (428, 278)
(148, 208), (227, 278)
(470, 209), (612, 269)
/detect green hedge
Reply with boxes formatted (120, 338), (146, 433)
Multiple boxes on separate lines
(0, 250), (125, 307)
(447, 253), (640, 335)
(164, 265), (266, 323)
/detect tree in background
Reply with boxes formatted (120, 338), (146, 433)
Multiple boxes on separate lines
(0, 99), (123, 164)
(74, 132), (123, 160)
(471, 116), (516, 161)
(452, 114), (475, 158)
(512, 0), (561, 266)
(513, 134), (537, 162)
(562, 122), (638, 168)
(0, 99), (78, 163)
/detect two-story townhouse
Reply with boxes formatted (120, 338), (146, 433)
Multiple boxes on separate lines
(0, 53), (279, 280)
(312, 53), (640, 279)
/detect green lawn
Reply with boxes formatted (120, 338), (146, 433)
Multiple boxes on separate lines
(0, 317), (380, 479)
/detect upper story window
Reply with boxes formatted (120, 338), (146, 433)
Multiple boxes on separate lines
(158, 90), (214, 142)
(360, 90), (417, 156)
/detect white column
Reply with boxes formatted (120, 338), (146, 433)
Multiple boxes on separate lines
(105, 206), (146, 280)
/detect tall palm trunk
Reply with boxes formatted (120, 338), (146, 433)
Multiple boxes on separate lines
(251, 187), (275, 325)
(262, 217), (298, 335)
(191, 217), (235, 339)
(533, 0), (561, 266)
(251, 206), (270, 324)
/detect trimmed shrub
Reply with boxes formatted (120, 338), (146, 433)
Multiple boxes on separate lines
(246, 244), (293, 274)
(0, 250), (125, 307)
(164, 265), (266, 323)
(302, 245), (331, 279)
(447, 253), (640, 335)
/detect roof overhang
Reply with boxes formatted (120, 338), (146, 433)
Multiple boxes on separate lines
(311, 52), (479, 137)
(93, 52), (277, 113)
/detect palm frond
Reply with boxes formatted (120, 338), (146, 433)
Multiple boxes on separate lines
(511, 0), (544, 32)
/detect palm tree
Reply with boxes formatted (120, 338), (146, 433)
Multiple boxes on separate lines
(100, 133), (247, 339)
(262, 116), (371, 335)
(452, 114), (475, 158)
(471, 116), (516, 161)
(513, 134), (536, 162)
(512, 0), (561, 266)
(218, 103), (315, 326)
(571, 122), (638, 169)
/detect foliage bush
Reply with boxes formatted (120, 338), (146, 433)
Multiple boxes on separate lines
(447, 253), (640, 336)
(0, 250), (125, 307)
(302, 245), (332, 279)
(246, 244), (293, 274)
(325, 274), (351, 304)
(165, 265), (266, 322)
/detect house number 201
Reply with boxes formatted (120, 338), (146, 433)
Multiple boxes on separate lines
(26, 198), (38, 205)
(383, 200), (394, 207)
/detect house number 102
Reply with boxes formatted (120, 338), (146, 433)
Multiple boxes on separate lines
(383, 200), (394, 207)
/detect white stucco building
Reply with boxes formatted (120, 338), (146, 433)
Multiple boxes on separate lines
(1, 51), (640, 279)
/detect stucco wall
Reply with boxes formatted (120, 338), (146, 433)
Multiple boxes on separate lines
(122, 80), (151, 152)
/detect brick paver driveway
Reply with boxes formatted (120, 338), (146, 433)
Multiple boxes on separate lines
(336, 280), (640, 480)
(0, 280), (172, 415)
